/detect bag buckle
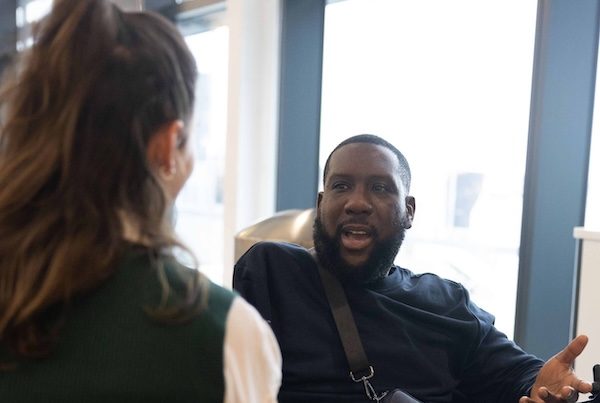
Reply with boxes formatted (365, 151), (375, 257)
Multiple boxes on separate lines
(350, 366), (388, 402)
(350, 366), (374, 382)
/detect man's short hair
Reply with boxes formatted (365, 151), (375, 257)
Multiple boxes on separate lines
(323, 134), (412, 192)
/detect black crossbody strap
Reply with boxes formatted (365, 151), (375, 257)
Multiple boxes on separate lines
(316, 260), (371, 376)
(310, 250), (388, 402)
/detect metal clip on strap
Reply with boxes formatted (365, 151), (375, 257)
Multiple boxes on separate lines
(350, 365), (374, 382)
(350, 366), (388, 402)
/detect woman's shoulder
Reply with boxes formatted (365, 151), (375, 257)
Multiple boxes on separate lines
(223, 296), (282, 403)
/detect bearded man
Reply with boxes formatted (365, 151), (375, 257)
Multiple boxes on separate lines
(233, 134), (591, 403)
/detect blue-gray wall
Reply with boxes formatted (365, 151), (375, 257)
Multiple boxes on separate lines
(514, 0), (599, 359)
(276, 0), (325, 211)
(0, 0), (17, 74)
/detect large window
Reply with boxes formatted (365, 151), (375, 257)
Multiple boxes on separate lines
(175, 9), (228, 285)
(586, 49), (600, 228)
(320, 0), (537, 338)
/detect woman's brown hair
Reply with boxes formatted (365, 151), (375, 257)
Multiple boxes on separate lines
(0, 0), (202, 359)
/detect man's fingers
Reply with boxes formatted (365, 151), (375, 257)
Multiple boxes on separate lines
(520, 386), (581, 403)
(555, 335), (588, 364)
(538, 386), (563, 402)
(561, 386), (579, 403)
(574, 379), (594, 394)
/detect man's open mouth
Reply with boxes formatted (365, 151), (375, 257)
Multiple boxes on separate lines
(340, 226), (373, 251)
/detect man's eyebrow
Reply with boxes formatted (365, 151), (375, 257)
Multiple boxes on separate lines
(368, 175), (395, 181)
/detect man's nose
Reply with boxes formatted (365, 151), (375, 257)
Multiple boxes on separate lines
(344, 188), (373, 215)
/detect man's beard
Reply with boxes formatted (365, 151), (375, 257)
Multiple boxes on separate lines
(312, 214), (407, 284)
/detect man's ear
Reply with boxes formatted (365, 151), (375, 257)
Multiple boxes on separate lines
(316, 192), (324, 210)
(146, 120), (184, 176)
(404, 196), (416, 229)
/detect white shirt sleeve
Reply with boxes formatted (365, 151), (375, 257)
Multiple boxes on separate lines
(223, 296), (282, 403)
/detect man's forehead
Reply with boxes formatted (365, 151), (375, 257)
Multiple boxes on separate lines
(327, 143), (400, 175)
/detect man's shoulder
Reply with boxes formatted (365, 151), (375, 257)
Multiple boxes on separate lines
(234, 241), (316, 281)
(391, 267), (469, 306)
(233, 241), (318, 312)
(407, 269), (465, 290)
(237, 241), (311, 263)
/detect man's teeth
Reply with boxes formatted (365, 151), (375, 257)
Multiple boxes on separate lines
(347, 230), (367, 235)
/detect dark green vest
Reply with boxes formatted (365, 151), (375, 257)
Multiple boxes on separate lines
(0, 247), (235, 403)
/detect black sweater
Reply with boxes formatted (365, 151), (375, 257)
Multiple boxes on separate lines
(234, 241), (543, 403)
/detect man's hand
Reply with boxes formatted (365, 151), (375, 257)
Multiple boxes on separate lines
(519, 335), (593, 403)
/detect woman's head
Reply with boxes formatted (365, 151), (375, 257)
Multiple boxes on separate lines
(0, 0), (198, 357)
(12, 0), (194, 217)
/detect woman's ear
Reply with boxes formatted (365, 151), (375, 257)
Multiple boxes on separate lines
(146, 120), (184, 177)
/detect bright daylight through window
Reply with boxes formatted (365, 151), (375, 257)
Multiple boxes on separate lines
(175, 23), (228, 285)
(320, 0), (538, 338)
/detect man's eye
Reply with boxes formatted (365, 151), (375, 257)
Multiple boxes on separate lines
(332, 182), (349, 191)
(372, 183), (386, 192)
